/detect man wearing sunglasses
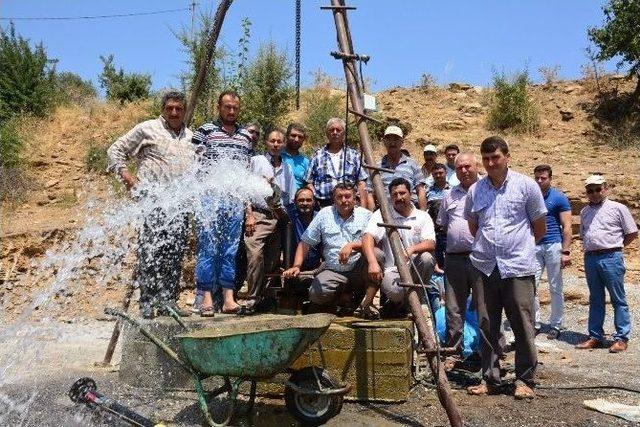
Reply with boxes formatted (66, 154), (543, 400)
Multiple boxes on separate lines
(576, 174), (638, 353)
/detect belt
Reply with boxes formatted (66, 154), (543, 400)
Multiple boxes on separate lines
(446, 251), (472, 256)
(585, 247), (622, 256)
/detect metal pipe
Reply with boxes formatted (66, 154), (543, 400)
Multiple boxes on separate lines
(326, 1), (462, 425)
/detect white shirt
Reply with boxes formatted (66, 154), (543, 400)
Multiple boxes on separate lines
(365, 207), (436, 271)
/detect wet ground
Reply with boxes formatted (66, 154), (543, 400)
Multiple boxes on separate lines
(1, 273), (639, 426)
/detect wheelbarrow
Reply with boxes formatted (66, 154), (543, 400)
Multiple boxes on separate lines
(105, 307), (349, 426)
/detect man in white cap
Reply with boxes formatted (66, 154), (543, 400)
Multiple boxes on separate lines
(576, 174), (637, 353)
(366, 125), (426, 210)
(421, 143), (438, 188)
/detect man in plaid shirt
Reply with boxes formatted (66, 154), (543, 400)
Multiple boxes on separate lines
(304, 118), (368, 209)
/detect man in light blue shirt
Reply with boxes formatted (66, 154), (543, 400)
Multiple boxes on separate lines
(464, 136), (547, 399)
(443, 144), (461, 186)
(283, 183), (383, 318)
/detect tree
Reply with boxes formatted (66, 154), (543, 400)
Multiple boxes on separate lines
(239, 42), (293, 130)
(55, 72), (97, 104)
(0, 23), (56, 124)
(588, 0), (640, 106)
(99, 54), (151, 103)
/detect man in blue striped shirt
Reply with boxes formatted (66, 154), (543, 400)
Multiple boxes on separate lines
(191, 90), (254, 316)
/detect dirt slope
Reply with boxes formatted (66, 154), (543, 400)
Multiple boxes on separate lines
(1, 77), (639, 321)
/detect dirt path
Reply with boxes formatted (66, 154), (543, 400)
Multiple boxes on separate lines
(1, 273), (638, 426)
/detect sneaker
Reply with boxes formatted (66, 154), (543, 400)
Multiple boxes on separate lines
(546, 328), (561, 340)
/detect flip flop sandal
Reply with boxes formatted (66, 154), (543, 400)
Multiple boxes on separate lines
(222, 305), (249, 316)
(200, 307), (215, 317)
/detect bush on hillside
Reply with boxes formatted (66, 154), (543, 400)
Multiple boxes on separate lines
(55, 72), (97, 105)
(239, 42), (293, 131)
(301, 83), (343, 154)
(99, 54), (151, 103)
(0, 23), (57, 125)
(0, 118), (31, 201)
(84, 144), (109, 173)
(486, 70), (540, 134)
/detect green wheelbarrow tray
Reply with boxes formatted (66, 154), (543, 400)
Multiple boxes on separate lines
(105, 308), (350, 427)
(175, 314), (334, 378)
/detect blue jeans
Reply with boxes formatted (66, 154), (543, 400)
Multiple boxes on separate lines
(534, 242), (564, 329)
(195, 200), (244, 293)
(584, 251), (630, 342)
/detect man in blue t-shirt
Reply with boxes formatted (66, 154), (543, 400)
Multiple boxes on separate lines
(533, 164), (572, 339)
(281, 123), (311, 191)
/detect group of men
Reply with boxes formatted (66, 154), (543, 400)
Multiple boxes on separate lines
(108, 89), (638, 401)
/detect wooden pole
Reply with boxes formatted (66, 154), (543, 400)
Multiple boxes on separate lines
(326, 1), (463, 425)
(184, 0), (234, 127)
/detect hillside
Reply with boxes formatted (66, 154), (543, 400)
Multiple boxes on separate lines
(1, 76), (639, 320)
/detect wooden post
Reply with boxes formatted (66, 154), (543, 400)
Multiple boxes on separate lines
(325, 1), (463, 425)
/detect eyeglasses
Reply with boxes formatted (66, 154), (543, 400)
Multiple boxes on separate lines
(586, 187), (603, 194)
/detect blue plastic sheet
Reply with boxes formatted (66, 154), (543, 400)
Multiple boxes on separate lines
(434, 299), (480, 358)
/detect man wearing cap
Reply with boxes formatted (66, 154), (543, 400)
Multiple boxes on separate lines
(532, 164), (572, 339)
(421, 143), (438, 188)
(464, 136), (547, 399)
(366, 126), (427, 210)
(576, 174), (638, 353)
(304, 118), (368, 209)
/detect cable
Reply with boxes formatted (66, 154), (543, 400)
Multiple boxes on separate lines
(0, 7), (189, 21)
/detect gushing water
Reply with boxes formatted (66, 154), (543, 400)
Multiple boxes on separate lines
(0, 156), (272, 425)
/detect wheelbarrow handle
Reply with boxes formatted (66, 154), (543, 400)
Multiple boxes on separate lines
(104, 307), (196, 377)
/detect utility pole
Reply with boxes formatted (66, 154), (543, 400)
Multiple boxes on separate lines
(322, 1), (463, 425)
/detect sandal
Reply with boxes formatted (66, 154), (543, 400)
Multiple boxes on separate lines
(222, 305), (248, 315)
(200, 306), (215, 318)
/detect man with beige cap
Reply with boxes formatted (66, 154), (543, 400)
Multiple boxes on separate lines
(366, 125), (426, 210)
(421, 143), (438, 188)
(576, 174), (638, 353)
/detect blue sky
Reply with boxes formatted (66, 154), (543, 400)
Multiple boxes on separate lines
(1, 1), (619, 92)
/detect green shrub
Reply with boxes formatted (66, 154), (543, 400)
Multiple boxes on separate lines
(85, 144), (109, 173)
(0, 118), (31, 201)
(486, 70), (539, 133)
(239, 42), (293, 130)
(54, 72), (97, 105)
(301, 86), (342, 153)
(99, 54), (151, 103)
(0, 118), (22, 168)
(0, 23), (56, 124)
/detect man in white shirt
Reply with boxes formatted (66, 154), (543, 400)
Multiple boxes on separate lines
(363, 178), (437, 316)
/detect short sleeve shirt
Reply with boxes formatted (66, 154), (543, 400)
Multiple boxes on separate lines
(464, 170), (548, 278)
(365, 207), (435, 271)
(191, 120), (253, 167)
(304, 146), (368, 201)
(250, 154), (297, 207)
(365, 154), (424, 200)
(539, 187), (572, 245)
(580, 199), (638, 251)
(281, 151), (310, 191)
(437, 184), (474, 253)
(301, 206), (371, 272)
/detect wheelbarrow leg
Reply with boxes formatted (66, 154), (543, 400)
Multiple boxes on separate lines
(248, 380), (257, 412)
(194, 376), (242, 427)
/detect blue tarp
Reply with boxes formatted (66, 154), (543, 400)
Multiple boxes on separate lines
(434, 299), (480, 358)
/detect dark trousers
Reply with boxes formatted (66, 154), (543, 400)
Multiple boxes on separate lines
(444, 254), (481, 352)
(475, 267), (537, 387)
(137, 209), (188, 311)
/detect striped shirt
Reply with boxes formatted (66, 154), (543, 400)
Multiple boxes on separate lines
(191, 120), (253, 166)
(302, 206), (371, 272)
(107, 116), (194, 183)
(304, 145), (368, 201)
(464, 170), (547, 278)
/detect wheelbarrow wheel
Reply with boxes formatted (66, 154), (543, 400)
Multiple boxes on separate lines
(285, 367), (343, 425)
